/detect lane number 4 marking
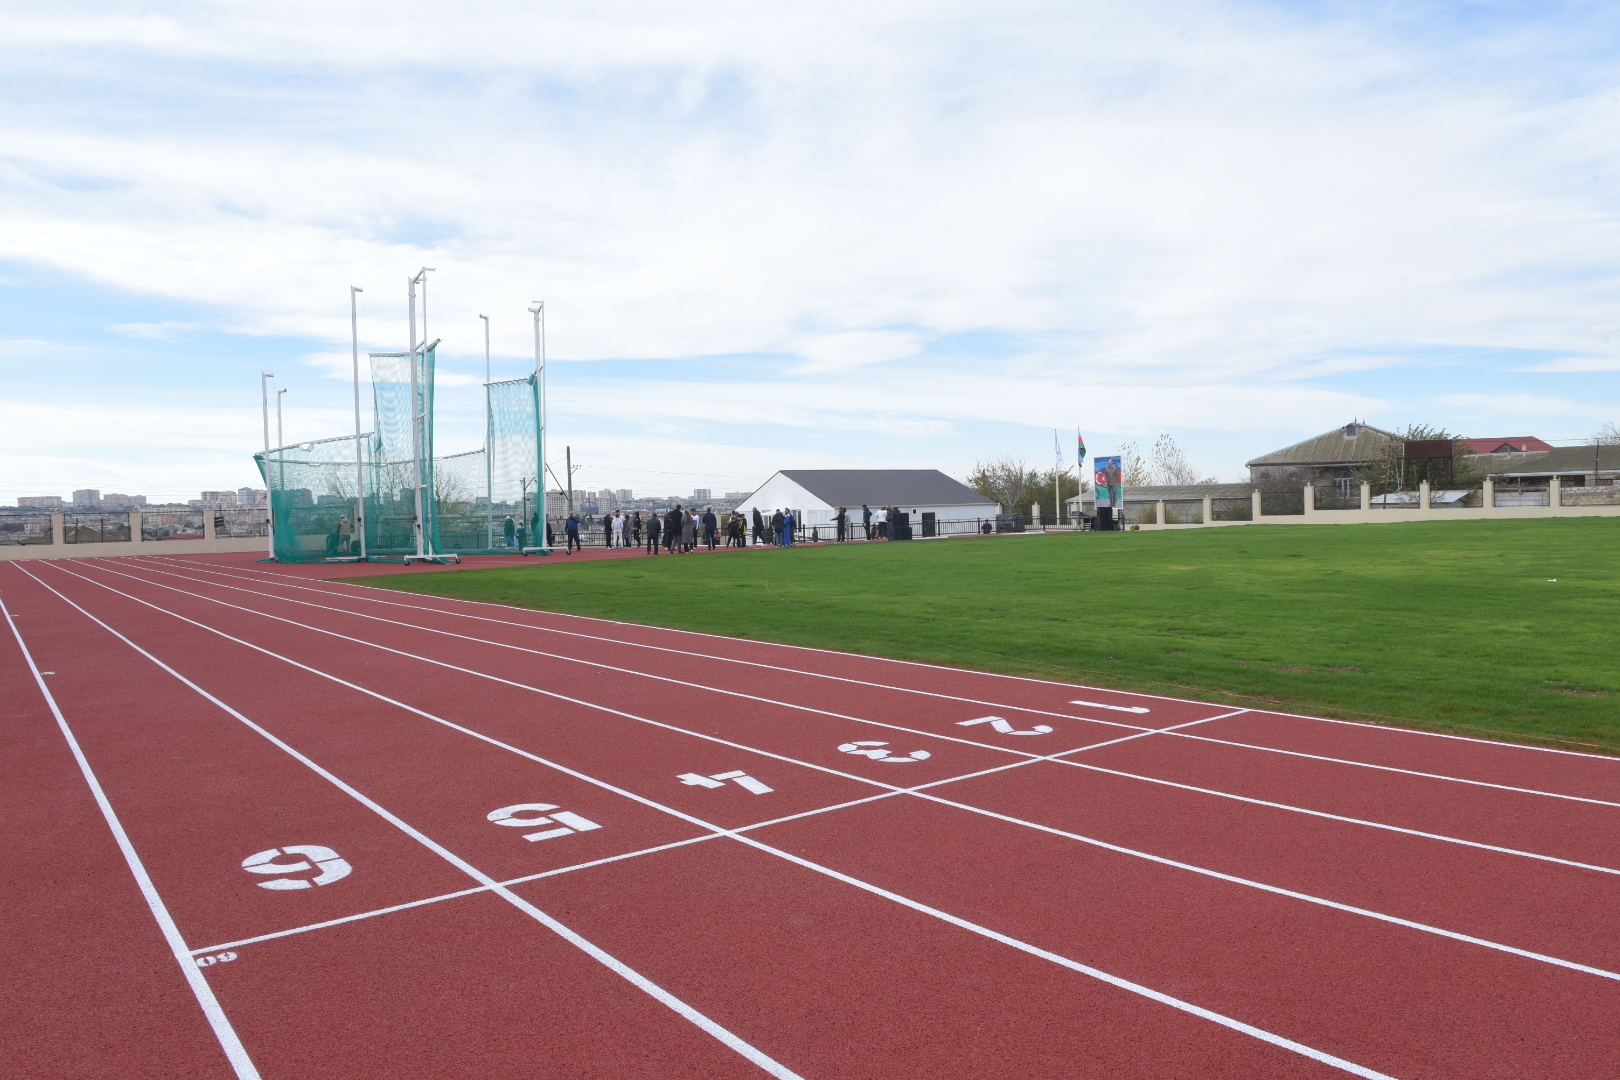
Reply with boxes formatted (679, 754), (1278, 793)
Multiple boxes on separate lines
(958, 716), (1053, 735)
(838, 741), (931, 763)
(241, 845), (352, 890)
(487, 803), (603, 842)
(678, 770), (773, 794)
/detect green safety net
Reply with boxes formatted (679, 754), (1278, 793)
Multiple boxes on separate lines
(255, 344), (546, 561)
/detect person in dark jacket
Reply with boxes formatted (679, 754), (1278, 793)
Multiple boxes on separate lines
(834, 507), (848, 542)
(861, 504), (872, 540)
(771, 509), (785, 546)
(631, 510), (642, 548)
(601, 512), (613, 548)
(564, 512), (581, 553)
(503, 515), (516, 548)
(702, 508), (718, 550)
(645, 512), (660, 553)
(664, 506), (682, 553)
(752, 508), (766, 546)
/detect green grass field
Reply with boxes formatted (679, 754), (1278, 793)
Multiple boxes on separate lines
(348, 518), (1620, 752)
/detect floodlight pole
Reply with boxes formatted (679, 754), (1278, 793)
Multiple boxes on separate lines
(480, 313), (493, 550)
(261, 371), (275, 558)
(351, 285), (367, 560)
(276, 388), (286, 448)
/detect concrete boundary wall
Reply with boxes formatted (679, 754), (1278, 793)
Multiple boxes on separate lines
(1131, 479), (1620, 531)
(0, 509), (270, 563)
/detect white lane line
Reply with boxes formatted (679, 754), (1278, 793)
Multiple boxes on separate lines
(159, 556), (1620, 761)
(1039, 755), (1620, 878)
(0, 590), (262, 1080)
(104, 558), (1060, 757)
(1166, 732), (1620, 809)
(717, 832), (1398, 1080)
(112, 558), (1620, 819)
(18, 567), (806, 1080)
(48, 561), (1620, 987)
(131, 557), (1162, 733)
(32, 571), (1400, 1080)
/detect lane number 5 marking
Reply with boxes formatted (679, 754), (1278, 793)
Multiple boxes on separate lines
(837, 741), (931, 763)
(487, 803), (603, 842)
(241, 845), (352, 890)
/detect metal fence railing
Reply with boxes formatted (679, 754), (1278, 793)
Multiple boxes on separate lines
(141, 508), (206, 541)
(1493, 485), (1549, 508)
(0, 510), (54, 546)
(64, 513), (131, 544)
(217, 507), (270, 538)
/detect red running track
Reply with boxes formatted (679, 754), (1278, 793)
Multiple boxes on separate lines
(6, 553), (1620, 1079)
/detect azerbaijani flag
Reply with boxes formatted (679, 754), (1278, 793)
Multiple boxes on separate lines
(1076, 429), (1086, 463)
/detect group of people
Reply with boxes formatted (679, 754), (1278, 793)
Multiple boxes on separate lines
(543, 501), (910, 555)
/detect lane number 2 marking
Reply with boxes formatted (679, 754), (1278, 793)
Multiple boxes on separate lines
(487, 803), (603, 842)
(958, 716), (1053, 735)
(241, 845), (352, 890)
(838, 741), (931, 763)
(679, 770), (773, 794)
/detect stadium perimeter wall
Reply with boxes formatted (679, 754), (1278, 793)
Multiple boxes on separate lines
(0, 509), (269, 563)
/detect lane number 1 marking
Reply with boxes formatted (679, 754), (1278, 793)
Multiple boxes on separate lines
(958, 716), (1053, 735)
(838, 741), (931, 763)
(241, 845), (352, 890)
(487, 803), (602, 842)
(679, 770), (773, 794)
(1070, 699), (1151, 714)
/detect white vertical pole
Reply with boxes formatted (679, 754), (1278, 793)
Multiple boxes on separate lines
(408, 275), (426, 559)
(530, 301), (546, 550)
(276, 388), (285, 447)
(261, 371), (275, 558)
(351, 286), (367, 560)
(481, 313), (493, 550)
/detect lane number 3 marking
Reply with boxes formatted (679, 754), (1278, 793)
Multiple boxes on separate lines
(487, 803), (603, 842)
(837, 741), (931, 762)
(241, 845), (352, 890)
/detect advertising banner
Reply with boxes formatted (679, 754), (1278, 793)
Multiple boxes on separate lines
(1094, 455), (1122, 509)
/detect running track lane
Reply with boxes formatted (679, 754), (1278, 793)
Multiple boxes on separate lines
(41, 566), (1620, 1075)
(5, 567), (800, 1079)
(137, 554), (1620, 797)
(12, 563), (1393, 1075)
(0, 593), (230, 1079)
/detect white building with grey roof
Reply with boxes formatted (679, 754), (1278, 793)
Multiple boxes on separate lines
(737, 469), (997, 536)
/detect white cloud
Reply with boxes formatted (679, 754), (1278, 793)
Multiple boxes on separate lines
(108, 321), (203, 340)
(1, 1), (1618, 498)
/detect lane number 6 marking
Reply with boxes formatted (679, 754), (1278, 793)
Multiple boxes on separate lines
(241, 845), (352, 890)
(837, 741), (931, 763)
(487, 803), (602, 842)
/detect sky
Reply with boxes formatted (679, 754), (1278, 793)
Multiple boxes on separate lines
(2, 0), (1618, 504)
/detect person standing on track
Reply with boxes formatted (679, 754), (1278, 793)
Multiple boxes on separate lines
(645, 511), (661, 553)
(702, 507), (718, 550)
(611, 510), (625, 549)
(782, 508), (795, 546)
(683, 509), (697, 552)
(752, 507), (765, 546)
(564, 511), (580, 554)
(861, 504), (872, 540)
(631, 510), (642, 548)
(503, 514), (516, 548)
(771, 508), (785, 546)
(833, 507), (847, 542)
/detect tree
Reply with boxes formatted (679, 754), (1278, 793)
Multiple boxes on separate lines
(965, 456), (1039, 509)
(1117, 441), (1154, 486)
(1596, 422), (1620, 444)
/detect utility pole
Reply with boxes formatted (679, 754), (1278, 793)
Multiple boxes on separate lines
(261, 371), (275, 558)
(566, 446), (574, 513)
(480, 313), (492, 550)
(351, 286), (366, 560)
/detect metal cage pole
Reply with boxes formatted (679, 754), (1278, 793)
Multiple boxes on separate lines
(260, 371), (275, 558)
(480, 314), (494, 550)
(351, 286), (367, 560)
(407, 275), (426, 559)
(529, 301), (547, 552)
